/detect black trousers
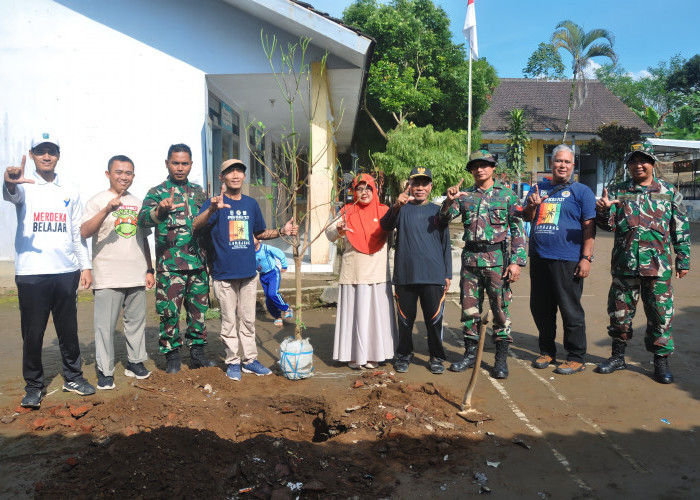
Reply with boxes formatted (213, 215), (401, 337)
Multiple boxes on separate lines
(394, 284), (447, 360)
(529, 255), (587, 362)
(16, 271), (83, 391)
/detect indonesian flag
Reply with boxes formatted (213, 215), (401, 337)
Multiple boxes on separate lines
(463, 0), (478, 60)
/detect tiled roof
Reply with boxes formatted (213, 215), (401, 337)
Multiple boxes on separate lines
(481, 78), (655, 135)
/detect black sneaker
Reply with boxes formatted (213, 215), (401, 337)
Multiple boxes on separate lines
(124, 362), (151, 380)
(21, 388), (44, 409)
(429, 357), (445, 374)
(63, 378), (96, 396)
(394, 353), (413, 373)
(97, 371), (115, 390)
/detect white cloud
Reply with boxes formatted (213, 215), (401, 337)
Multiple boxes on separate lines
(583, 59), (602, 79)
(626, 69), (652, 80)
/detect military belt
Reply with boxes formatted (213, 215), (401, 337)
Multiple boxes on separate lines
(465, 242), (501, 252)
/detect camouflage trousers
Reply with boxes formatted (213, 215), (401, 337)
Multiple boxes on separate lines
(460, 265), (513, 344)
(156, 269), (209, 353)
(607, 275), (674, 355)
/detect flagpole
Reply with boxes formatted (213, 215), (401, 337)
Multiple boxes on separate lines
(464, 0), (478, 155)
(468, 53), (473, 154)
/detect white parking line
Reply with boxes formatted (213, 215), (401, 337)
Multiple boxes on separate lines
(486, 374), (594, 494)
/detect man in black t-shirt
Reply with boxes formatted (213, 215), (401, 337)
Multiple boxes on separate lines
(380, 167), (452, 374)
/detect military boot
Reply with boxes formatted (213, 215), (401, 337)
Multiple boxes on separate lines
(653, 355), (674, 384)
(595, 339), (627, 374)
(492, 340), (509, 379)
(449, 338), (479, 372)
(165, 349), (181, 374)
(190, 345), (217, 369)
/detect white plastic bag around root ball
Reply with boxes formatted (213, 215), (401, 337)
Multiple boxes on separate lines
(279, 337), (314, 380)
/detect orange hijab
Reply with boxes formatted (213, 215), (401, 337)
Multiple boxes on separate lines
(342, 174), (389, 255)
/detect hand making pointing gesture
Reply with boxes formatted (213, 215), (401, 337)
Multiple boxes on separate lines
(4, 156), (34, 194)
(526, 184), (546, 208)
(209, 184), (232, 212)
(106, 188), (125, 212)
(157, 187), (186, 218)
(394, 181), (415, 208)
(596, 188), (620, 212)
(445, 178), (469, 203)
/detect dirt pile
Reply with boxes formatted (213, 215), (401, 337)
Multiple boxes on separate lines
(4, 369), (489, 498)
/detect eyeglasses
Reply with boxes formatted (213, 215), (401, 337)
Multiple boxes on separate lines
(355, 186), (373, 193)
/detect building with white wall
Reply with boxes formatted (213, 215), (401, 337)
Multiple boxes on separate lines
(0, 0), (373, 267)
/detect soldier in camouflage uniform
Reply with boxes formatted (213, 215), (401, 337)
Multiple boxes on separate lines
(595, 142), (690, 384)
(137, 144), (216, 373)
(440, 150), (527, 379)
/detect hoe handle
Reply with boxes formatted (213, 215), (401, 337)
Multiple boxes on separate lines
(461, 311), (491, 410)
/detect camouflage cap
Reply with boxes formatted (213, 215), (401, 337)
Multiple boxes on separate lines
(466, 150), (497, 170)
(624, 141), (658, 164)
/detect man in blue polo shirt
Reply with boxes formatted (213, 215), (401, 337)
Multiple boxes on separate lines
(523, 144), (596, 375)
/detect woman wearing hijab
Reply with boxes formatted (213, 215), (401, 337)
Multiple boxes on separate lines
(326, 174), (397, 369)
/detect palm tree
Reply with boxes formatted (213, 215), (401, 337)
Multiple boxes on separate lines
(552, 20), (617, 143)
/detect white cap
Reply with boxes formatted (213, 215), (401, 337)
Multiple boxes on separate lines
(31, 133), (60, 150)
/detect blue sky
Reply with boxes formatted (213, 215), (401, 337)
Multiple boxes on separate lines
(309, 0), (699, 78)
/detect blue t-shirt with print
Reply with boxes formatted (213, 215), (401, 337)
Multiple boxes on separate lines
(527, 180), (596, 262)
(198, 194), (266, 280)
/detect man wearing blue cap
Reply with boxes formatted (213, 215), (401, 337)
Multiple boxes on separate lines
(3, 133), (95, 409)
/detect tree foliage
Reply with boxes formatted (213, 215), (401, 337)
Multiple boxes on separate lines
(523, 42), (565, 79)
(505, 109), (531, 193)
(551, 20), (617, 142)
(583, 123), (641, 186)
(667, 54), (700, 95)
(343, 0), (498, 135)
(372, 124), (473, 199)
(596, 55), (699, 137)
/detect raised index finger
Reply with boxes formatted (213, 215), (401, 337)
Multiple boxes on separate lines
(169, 187), (175, 200)
(602, 188), (608, 199)
(457, 178), (464, 189)
(20, 155), (26, 173)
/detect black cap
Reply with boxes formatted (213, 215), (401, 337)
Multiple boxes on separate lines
(408, 166), (432, 180)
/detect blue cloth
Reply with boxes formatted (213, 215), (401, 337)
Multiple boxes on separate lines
(198, 195), (266, 280)
(526, 181), (596, 262)
(259, 267), (289, 318)
(255, 243), (288, 274)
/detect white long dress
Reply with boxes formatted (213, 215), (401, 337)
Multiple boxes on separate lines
(326, 224), (397, 364)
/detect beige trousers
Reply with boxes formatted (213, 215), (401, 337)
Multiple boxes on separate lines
(213, 276), (258, 365)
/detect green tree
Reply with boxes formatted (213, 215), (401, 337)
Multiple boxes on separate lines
(343, 0), (498, 138)
(583, 123), (641, 186)
(667, 54), (700, 95)
(596, 55), (689, 130)
(372, 124), (472, 199)
(505, 108), (531, 196)
(551, 20), (617, 143)
(523, 42), (565, 79)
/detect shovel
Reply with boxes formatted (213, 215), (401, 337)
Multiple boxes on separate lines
(457, 311), (493, 423)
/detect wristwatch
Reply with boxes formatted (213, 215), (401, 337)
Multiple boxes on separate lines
(580, 255), (594, 263)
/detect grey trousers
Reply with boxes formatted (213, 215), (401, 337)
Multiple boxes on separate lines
(94, 287), (148, 376)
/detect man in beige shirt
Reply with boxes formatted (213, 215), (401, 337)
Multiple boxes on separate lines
(81, 155), (154, 389)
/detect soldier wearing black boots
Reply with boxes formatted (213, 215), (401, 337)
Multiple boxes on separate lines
(594, 143), (690, 384)
(440, 151), (527, 379)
